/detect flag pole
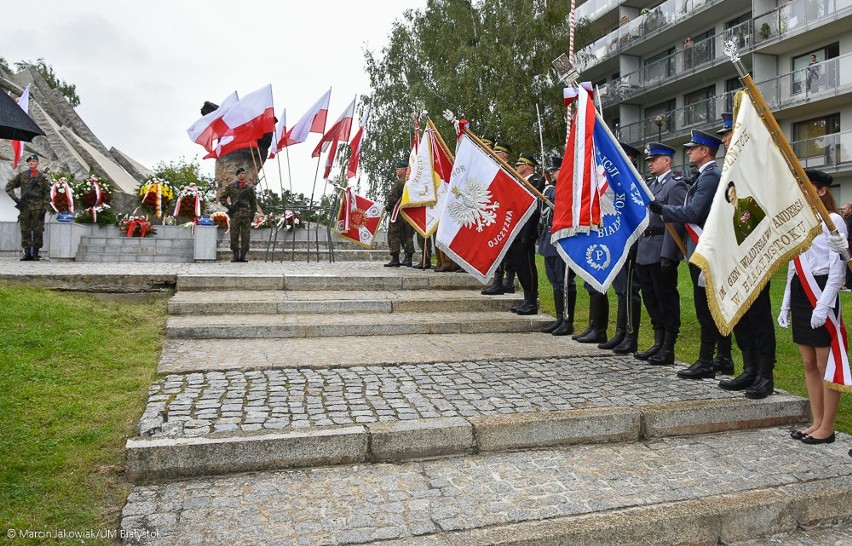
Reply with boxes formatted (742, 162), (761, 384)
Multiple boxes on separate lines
(535, 103), (548, 184)
(463, 127), (554, 209)
(724, 40), (851, 265)
(426, 119), (455, 162)
(284, 146), (294, 192)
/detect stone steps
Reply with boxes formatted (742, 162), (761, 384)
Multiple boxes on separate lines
(121, 426), (852, 545)
(175, 272), (483, 291)
(167, 289), (522, 315)
(215, 248), (392, 262)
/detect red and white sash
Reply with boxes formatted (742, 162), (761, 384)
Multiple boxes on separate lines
(685, 223), (702, 244)
(794, 257), (851, 388)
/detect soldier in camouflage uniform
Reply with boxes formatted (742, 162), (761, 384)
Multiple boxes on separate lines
(384, 159), (414, 267)
(219, 167), (260, 262)
(5, 154), (50, 261)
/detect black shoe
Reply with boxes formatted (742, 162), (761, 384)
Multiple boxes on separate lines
(744, 377), (774, 399)
(541, 318), (563, 334)
(384, 255), (401, 267)
(238, 252), (248, 262)
(576, 329), (606, 344)
(481, 284), (505, 296)
(400, 254), (413, 267)
(20, 248), (33, 261)
(31, 249), (41, 261)
(503, 284), (515, 294)
(612, 335), (638, 355)
(515, 301), (538, 315)
(433, 265), (445, 272)
(231, 251), (240, 263)
(598, 330), (624, 350)
(790, 430), (808, 440)
(801, 433), (835, 444)
(552, 322), (574, 336)
(677, 359), (716, 379)
(634, 331), (664, 361)
(572, 326), (593, 341)
(646, 349), (675, 365)
(718, 371), (757, 391)
(713, 356), (735, 375)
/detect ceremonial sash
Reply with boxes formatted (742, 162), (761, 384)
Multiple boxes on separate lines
(793, 257), (852, 390)
(685, 223), (702, 244)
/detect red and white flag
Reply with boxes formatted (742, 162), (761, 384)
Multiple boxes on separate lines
(552, 84), (600, 240)
(346, 106), (370, 179)
(334, 187), (384, 248)
(435, 131), (538, 284)
(400, 127), (454, 238)
(268, 108), (287, 159)
(221, 84), (275, 144)
(276, 88), (331, 151)
(312, 98), (355, 158)
(11, 84), (31, 168)
(187, 91), (239, 152)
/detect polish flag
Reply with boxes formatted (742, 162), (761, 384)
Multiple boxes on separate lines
(276, 88), (331, 151)
(435, 131), (538, 284)
(312, 98), (356, 158)
(346, 106), (370, 179)
(268, 108), (287, 159)
(221, 84), (275, 144)
(187, 91), (239, 152)
(10, 84), (32, 168)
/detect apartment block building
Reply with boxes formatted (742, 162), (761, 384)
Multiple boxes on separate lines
(575, 0), (852, 201)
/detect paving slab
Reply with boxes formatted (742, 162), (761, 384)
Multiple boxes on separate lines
(120, 427), (852, 545)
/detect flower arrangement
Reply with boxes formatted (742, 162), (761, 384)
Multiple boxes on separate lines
(137, 177), (175, 219)
(253, 210), (302, 230)
(74, 203), (116, 227)
(172, 182), (204, 221)
(73, 175), (113, 209)
(49, 174), (75, 214)
(117, 213), (156, 237)
(209, 211), (230, 232)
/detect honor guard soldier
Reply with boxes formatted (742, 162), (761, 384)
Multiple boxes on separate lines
(481, 141), (516, 294)
(649, 130), (723, 369)
(219, 167), (260, 262)
(508, 153), (542, 315)
(384, 159), (415, 267)
(634, 143), (687, 364)
(5, 153), (50, 261)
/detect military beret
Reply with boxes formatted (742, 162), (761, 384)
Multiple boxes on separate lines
(683, 129), (722, 150)
(516, 153), (539, 168)
(493, 142), (513, 155)
(395, 159), (409, 169)
(235, 167), (246, 174)
(805, 169), (833, 188)
(26, 153), (39, 162)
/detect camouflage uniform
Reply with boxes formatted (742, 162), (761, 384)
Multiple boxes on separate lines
(220, 179), (258, 257)
(386, 177), (414, 257)
(5, 168), (50, 251)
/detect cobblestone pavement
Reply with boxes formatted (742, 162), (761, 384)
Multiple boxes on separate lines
(139, 355), (744, 437)
(121, 427), (852, 545)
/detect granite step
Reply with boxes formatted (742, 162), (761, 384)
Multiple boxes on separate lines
(165, 310), (552, 339)
(167, 289), (523, 315)
(216, 248), (394, 262)
(121, 426), (851, 545)
(175, 272), (485, 292)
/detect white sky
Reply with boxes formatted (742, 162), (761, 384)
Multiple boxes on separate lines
(1, 0), (426, 198)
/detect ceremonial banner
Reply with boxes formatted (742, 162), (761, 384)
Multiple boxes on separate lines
(401, 131), (439, 208)
(400, 128), (453, 237)
(334, 188), (384, 248)
(435, 131), (537, 284)
(553, 95), (651, 292)
(691, 96), (822, 335)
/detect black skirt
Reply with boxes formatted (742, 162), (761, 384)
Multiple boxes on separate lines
(790, 273), (836, 347)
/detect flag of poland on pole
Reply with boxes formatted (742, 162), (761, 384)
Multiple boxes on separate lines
(312, 98), (356, 158)
(268, 108), (287, 159)
(11, 84), (31, 168)
(221, 84), (275, 143)
(436, 132), (537, 284)
(186, 91), (239, 152)
(346, 106), (370, 179)
(278, 88), (331, 151)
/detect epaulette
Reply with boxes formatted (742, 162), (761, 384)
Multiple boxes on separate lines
(673, 175), (683, 180)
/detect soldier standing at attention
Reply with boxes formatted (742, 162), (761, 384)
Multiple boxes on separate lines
(5, 153), (50, 261)
(384, 159), (414, 267)
(509, 153), (543, 315)
(219, 167), (260, 263)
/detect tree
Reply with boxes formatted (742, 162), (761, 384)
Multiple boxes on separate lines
(14, 58), (81, 107)
(361, 0), (574, 200)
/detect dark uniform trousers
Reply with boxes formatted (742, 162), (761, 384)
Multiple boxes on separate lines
(637, 260), (680, 334)
(230, 212), (252, 253)
(731, 283), (776, 365)
(612, 244), (641, 329)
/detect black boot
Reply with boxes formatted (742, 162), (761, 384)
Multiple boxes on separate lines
(713, 335), (735, 375)
(482, 269), (505, 295)
(613, 301), (640, 354)
(598, 297), (626, 350)
(576, 292), (608, 343)
(676, 338), (715, 378)
(239, 250), (249, 262)
(553, 286), (576, 336)
(384, 253), (401, 267)
(573, 292), (597, 340)
(231, 250), (240, 263)
(401, 252), (413, 267)
(31, 247), (41, 261)
(503, 270), (516, 294)
(541, 289), (564, 333)
(647, 331), (676, 365)
(20, 247), (32, 261)
(719, 351), (758, 391)
(634, 329), (664, 361)
(744, 354), (775, 399)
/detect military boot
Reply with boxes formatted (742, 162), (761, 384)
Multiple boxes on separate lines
(384, 253), (401, 267)
(400, 252), (413, 267)
(238, 250), (249, 262)
(719, 351), (758, 391)
(20, 247), (32, 261)
(676, 338), (717, 378)
(634, 329), (664, 361)
(231, 251), (240, 263)
(744, 354), (775, 399)
(503, 270), (516, 294)
(713, 335), (735, 375)
(613, 302), (640, 354)
(31, 247), (41, 261)
(553, 285), (576, 336)
(481, 269), (505, 295)
(541, 289), (564, 333)
(576, 292), (608, 343)
(598, 297), (626, 350)
(647, 331), (676, 366)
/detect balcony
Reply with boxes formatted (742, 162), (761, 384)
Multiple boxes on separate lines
(599, 20), (752, 108)
(617, 90), (738, 144)
(575, 0), (717, 72)
(575, 0), (620, 22)
(753, 0), (851, 46)
(791, 130), (852, 171)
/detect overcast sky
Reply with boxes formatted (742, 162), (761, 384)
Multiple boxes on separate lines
(1, 0), (426, 198)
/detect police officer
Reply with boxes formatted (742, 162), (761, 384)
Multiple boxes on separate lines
(219, 167), (261, 262)
(384, 159), (415, 267)
(5, 153), (50, 261)
(634, 143), (687, 363)
(482, 142), (516, 294)
(509, 153), (543, 315)
(650, 130), (723, 369)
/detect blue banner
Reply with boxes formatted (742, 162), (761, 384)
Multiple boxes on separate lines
(555, 116), (650, 292)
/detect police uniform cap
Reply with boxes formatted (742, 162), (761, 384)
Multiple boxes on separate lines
(805, 168), (833, 188)
(26, 153), (39, 162)
(235, 167), (246, 174)
(395, 159), (409, 169)
(644, 142), (675, 159)
(515, 153), (539, 168)
(548, 155), (562, 171)
(716, 112), (734, 134)
(481, 135), (496, 148)
(619, 142), (640, 159)
(493, 142), (513, 155)
(683, 129), (722, 150)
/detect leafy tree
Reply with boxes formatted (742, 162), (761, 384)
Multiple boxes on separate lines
(362, 0), (574, 200)
(14, 58), (81, 107)
(0, 57), (10, 74)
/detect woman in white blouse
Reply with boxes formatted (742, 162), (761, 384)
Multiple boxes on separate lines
(778, 169), (848, 444)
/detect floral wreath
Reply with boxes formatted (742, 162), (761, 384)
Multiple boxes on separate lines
(209, 211), (230, 233)
(73, 175), (113, 209)
(49, 175), (75, 214)
(118, 213), (156, 238)
(138, 178), (175, 219)
(173, 183), (203, 221)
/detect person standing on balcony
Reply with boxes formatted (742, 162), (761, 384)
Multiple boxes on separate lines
(807, 54), (820, 92)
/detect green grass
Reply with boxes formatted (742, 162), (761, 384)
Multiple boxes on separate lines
(0, 282), (166, 544)
(535, 255), (852, 433)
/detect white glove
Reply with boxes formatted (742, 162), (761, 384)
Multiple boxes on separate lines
(777, 308), (790, 328)
(810, 304), (830, 329)
(827, 232), (849, 254)
(697, 271), (706, 288)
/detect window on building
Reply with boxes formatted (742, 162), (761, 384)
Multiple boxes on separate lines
(684, 86), (715, 126)
(792, 113), (840, 167)
(792, 42), (839, 95)
(645, 100), (675, 141)
(644, 48), (675, 86)
(690, 29), (716, 67)
(724, 14), (751, 49)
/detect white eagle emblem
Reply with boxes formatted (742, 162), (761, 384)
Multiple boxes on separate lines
(448, 178), (500, 232)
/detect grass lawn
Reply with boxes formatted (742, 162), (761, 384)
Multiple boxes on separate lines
(0, 281), (166, 544)
(536, 255), (852, 434)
